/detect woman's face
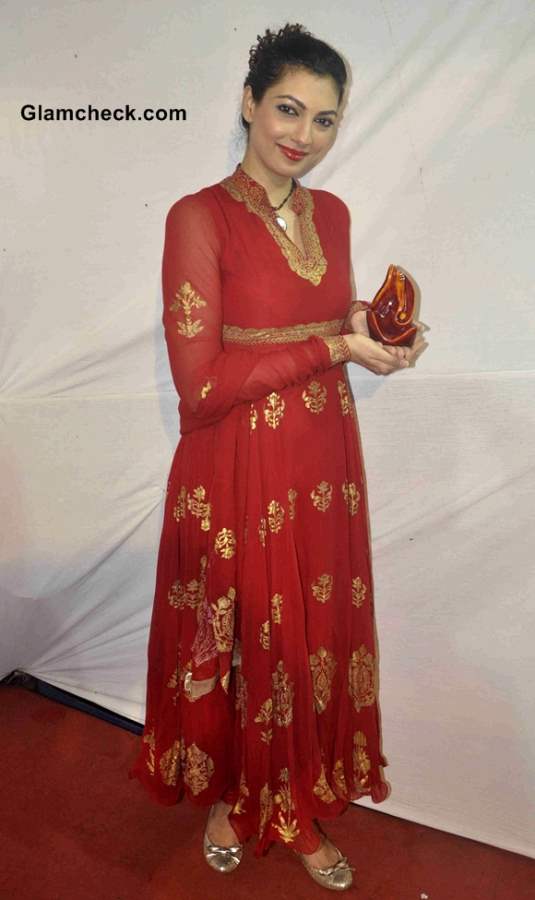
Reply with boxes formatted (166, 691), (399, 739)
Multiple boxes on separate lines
(242, 66), (341, 181)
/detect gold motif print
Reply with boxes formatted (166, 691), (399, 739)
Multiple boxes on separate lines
(267, 500), (285, 533)
(259, 620), (270, 650)
(214, 527), (236, 559)
(309, 646), (337, 713)
(168, 554), (207, 609)
(287, 488), (297, 520)
(270, 592), (283, 623)
(173, 485), (187, 522)
(313, 763), (337, 804)
(337, 379), (351, 415)
(170, 280), (207, 338)
(353, 730), (371, 789)
(342, 481), (360, 515)
(187, 485), (211, 531)
(200, 379), (213, 399)
(352, 576), (367, 607)
(310, 481), (333, 512)
(183, 742), (215, 795)
(274, 768), (300, 843)
(259, 783), (274, 838)
(258, 516), (267, 546)
(166, 665), (180, 706)
(272, 660), (294, 727)
(211, 586), (236, 653)
(348, 644), (377, 711)
(159, 738), (183, 787)
(143, 727), (156, 776)
(311, 573), (333, 603)
(302, 380), (327, 413)
(263, 392), (285, 428)
(235, 667), (248, 729)
(254, 698), (273, 744)
(233, 770), (250, 814)
(250, 403), (258, 430)
(332, 759), (349, 799)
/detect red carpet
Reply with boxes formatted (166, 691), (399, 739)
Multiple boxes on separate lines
(1, 685), (533, 899)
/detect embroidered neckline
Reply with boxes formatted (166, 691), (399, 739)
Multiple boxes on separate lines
(219, 163), (327, 287)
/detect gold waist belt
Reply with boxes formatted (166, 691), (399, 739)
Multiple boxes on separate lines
(222, 317), (345, 345)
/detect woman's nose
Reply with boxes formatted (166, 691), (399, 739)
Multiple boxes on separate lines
(293, 117), (313, 147)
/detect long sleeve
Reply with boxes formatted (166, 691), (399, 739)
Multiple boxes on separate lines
(161, 191), (351, 433)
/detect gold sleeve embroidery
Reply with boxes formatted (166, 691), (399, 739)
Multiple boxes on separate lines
(169, 280), (207, 338)
(322, 335), (351, 366)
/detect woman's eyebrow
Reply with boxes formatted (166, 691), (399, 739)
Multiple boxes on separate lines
(273, 94), (338, 116)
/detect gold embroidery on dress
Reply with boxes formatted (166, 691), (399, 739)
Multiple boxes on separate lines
(332, 759), (349, 798)
(309, 646), (337, 713)
(270, 593), (283, 624)
(211, 586), (236, 652)
(313, 763), (337, 803)
(173, 485), (187, 521)
(353, 730), (371, 788)
(220, 166), (327, 286)
(352, 576), (367, 607)
(259, 782), (274, 838)
(214, 527), (236, 559)
(267, 499), (285, 533)
(160, 738), (183, 787)
(233, 770), (250, 814)
(258, 516), (267, 546)
(235, 667), (248, 729)
(250, 403), (258, 430)
(143, 727), (156, 776)
(272, 660), (294, 727)
(260, 619), (270, 650)
(200, 379), (213, 399)
(302, 380), (327, 413)
(254, 698), (273, 744)
(342, 481), (360, 515)
(311, 573), (333, 603)
(310, 481), (333, 512)
(287, 488), (297, 520)
(168, 554), (207, 610)
(223, 318), (344, 344)
(170, 280), (206, 338)
(348, 645), (377, 711)
(187, 485), (211, 531)
(183, 742), (215, 795)
(263, 392), (285, 428)
(337, 379), (351, 415)
(274, 768), (300, 843)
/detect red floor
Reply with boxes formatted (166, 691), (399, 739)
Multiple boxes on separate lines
(1, 685), (533, 900)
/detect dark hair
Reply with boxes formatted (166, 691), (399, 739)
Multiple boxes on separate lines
(241, 23), (347, 134)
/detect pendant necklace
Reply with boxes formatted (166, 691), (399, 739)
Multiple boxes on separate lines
(271, 178), (296, 232)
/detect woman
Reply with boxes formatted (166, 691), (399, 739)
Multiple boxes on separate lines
(128, 22), (425, 891)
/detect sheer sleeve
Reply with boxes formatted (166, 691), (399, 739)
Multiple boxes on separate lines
(161, 192), (351, 432)
(341, 254), (371, 331)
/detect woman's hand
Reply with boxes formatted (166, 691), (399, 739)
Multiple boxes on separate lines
(347, 308), (427, 372)
(343, 323), (427, 375)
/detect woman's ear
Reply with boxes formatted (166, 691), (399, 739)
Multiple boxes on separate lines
(241, 85), (255, 124)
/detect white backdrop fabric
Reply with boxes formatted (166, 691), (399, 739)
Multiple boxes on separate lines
(1, 0), (534, 859)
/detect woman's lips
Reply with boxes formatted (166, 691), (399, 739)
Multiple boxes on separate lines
(277, 144), (307, 161)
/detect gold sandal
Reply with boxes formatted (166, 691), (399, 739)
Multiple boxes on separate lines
(294, 837), (356, 891)
(203, 804), (243, 873)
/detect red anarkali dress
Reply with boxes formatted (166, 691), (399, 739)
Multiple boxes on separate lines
(128, 162), (389, 857)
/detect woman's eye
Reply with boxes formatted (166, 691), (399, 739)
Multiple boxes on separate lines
(316, 118), (334, 128)
(277, 104), (297, 115)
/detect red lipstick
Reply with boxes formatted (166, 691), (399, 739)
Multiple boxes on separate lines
(277, 144), (307, 161)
